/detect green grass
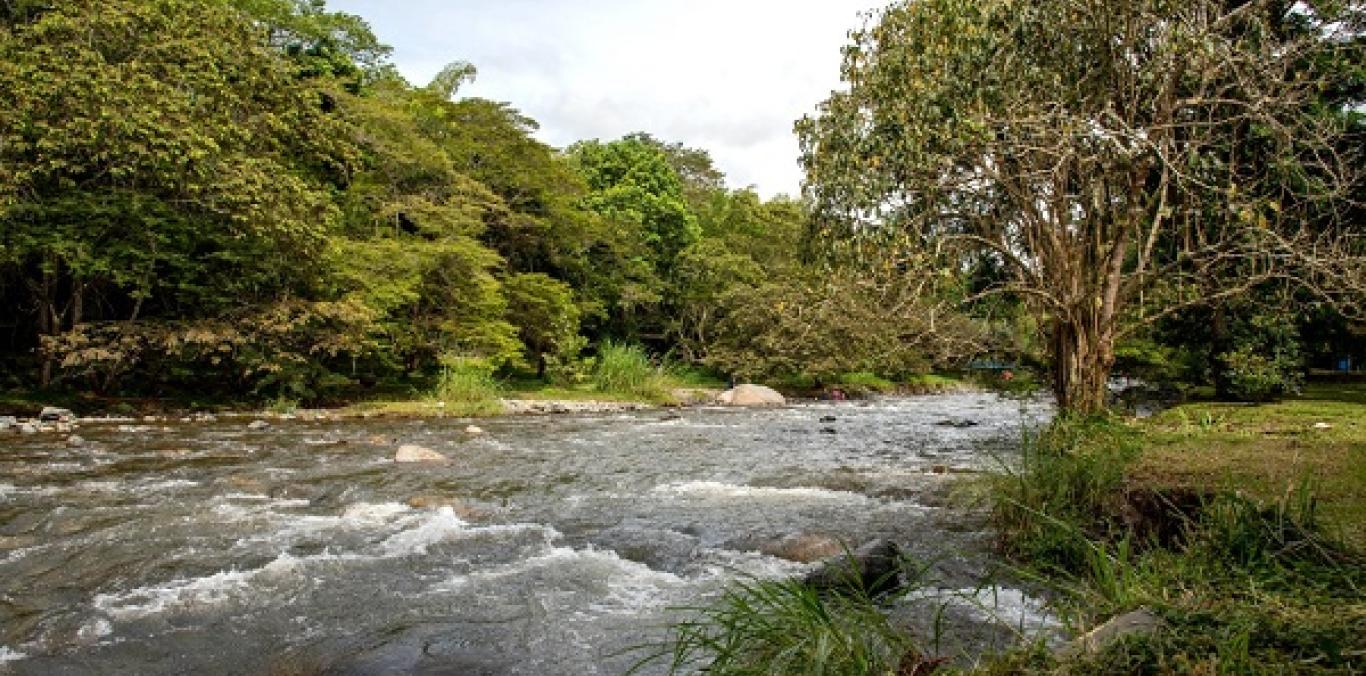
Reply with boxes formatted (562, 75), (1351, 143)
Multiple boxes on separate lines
(1136, 383), (1366, 547)
(591, 341), (679, 403)
(982, 387), (1366, 673)
(635, 560), (940, 676)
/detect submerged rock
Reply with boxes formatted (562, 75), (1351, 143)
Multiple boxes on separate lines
(717, 384), (786, 407)
(464, 425), (485, 436)
(39, 406), (75, 423)
(66, 435), (85, 448)
(761, 533), (846, 563)
(934, 418), (979, 428)
(395, 444), (448, 463)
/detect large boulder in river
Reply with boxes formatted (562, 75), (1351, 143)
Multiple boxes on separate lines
(394, 444), (448, 463)
(39, 406), (75, 423)
(803, 538), (902, 596)
(718, 384), (786, 407)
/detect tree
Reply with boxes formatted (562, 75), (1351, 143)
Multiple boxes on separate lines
(0, 0), (355, 386)
(799, 0), (1365, 412)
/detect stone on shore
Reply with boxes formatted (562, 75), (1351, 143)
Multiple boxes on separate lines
(395, 444), (448, 463)
(1060, 608), (1163, 657)
(717, 384), (786, 407)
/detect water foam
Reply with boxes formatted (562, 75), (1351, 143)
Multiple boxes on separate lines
(91, 552), (311, 620)
(438, 545), (688, 613)
(652, 481), (871, 503)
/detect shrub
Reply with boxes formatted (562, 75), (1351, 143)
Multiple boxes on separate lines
(591, 341), (674, 401)
(431, 355), (503, 416)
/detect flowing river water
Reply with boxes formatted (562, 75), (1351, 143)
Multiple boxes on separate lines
(1, 393), (1055, 675)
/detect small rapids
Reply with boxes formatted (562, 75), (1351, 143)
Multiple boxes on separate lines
(0, 393), (1053, 674)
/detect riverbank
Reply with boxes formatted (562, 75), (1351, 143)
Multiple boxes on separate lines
(983, 382), (1366, 673)
(0, 373), (984, 427)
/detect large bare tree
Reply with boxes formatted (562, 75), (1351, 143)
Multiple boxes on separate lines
(798, 0), (1364, 413)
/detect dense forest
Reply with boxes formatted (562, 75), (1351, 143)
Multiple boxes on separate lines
(0, 0), (994, 406)
(1, 0), (1362, 409)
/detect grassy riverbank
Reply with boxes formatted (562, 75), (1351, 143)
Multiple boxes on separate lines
(987, 383), (1366, 673)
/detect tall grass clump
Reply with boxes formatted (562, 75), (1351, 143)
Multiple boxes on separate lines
(592, 341), (674, 402)
(636, 576), (928, 676)
(430, 355), (504, 416)
(988, 416), (1139, 574)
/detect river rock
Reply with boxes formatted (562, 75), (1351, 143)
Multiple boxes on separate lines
(407, 496), (491, 520)
(1060, 608), (1163, 657)
(717, 384), (786, 407)
(464, 425), (485, 436)
(761, 533), (846, 563)
(803, 538), (902, 596)
(395, 444), (448, 463)
(18, 423), (38, 435)
(0, 416), (17, 431)
(39, 406), (75, 423)
(67, 435), (85, 448)
(247, 420), (271, 430)
(934, 418), (979, 428)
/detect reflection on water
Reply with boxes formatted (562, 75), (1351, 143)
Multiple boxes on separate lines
(0, 393), (1053, 674)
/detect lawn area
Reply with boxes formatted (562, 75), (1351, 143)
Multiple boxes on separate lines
(1133, 383), (1366, 548)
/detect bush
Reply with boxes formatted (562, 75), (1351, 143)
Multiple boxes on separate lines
(591, 341), (674, 401)
(1218, 346), (1303, 402)
(431, 355), (504, 416)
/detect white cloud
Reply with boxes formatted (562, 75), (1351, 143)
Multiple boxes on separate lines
(327, 0), (884, 197)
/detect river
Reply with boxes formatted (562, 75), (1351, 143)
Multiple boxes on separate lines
(0, 393), (1054, 675)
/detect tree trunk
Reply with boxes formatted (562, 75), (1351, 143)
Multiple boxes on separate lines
(37, 263), (55, 388)
(1049, 315), (1115, 415)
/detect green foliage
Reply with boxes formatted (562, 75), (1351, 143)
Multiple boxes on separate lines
(503, 273), (584, 378)
(431, 355), (504, 416)
(570, 136), (701, 272)
(0, 0), (983, 401)
(1217, 311), (1305, 402)
(703, 269), (983, 382)
(989, 417), (1141, 574)
(639, 574), (922, 676)
(986, 412), (1366, 673)
(591, 341), (673, 402)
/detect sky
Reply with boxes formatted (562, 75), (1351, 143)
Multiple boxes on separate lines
(326, 0), (885, 198)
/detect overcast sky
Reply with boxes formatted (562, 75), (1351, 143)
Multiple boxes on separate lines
(327, 0), (884, 198)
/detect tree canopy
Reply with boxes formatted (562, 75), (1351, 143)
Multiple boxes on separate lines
(799, 0), (1365, 412)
